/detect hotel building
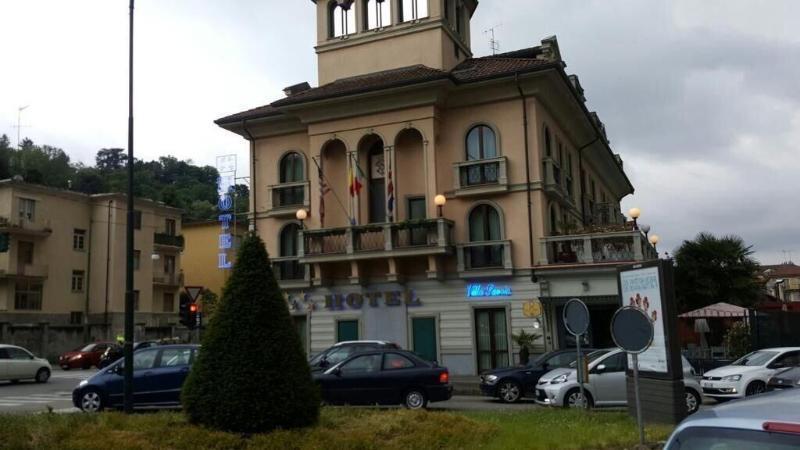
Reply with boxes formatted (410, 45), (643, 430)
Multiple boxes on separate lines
(216, 0), (657, 374)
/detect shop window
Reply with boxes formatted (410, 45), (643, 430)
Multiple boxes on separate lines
(73, 229), (86, 250)
(329, 1), (356, 38)
(468, 204), (503, 268)
(364, 0), (390, 29)
(400, 0), (428, 22)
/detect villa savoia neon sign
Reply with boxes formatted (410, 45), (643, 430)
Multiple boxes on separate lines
(466, 283), (512, 298)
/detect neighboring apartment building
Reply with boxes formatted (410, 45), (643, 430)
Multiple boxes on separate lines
(761, 263), (800, 304)
(0, 180), (184, 358)
(215, 0), (657, 374)
(182, 220), (245, 299)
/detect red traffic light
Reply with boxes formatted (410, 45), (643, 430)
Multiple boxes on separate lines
(189, 303), (198, 313)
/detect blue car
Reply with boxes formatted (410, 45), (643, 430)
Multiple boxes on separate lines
(72, 344), (198, 412)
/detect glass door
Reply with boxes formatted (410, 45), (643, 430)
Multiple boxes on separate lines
(475, 308), (509, 372)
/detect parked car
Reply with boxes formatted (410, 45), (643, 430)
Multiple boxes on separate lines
(535, 348), (703, 414)
(72, 344), (198, 412)
(59, 342), (114, 370)
(664, 388), (800, 449)
(98, 341), (159, 368)
(700, 347), (800, 400)
(479, 348), (595, 403)
(308, 340), (400, 373)
(0, 344), (51, 384)
(313, 348), (452, 409)
(767, 366), (800, 391)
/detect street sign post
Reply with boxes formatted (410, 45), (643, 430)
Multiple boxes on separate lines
(611, 306), (655, 447)
(563, 298), (590, 409)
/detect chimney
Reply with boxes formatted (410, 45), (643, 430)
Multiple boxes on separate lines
(283, 82), (311, 97)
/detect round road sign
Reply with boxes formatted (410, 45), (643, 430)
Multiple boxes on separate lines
(563, 298), (590, 336)
(611, 306), (654, 354)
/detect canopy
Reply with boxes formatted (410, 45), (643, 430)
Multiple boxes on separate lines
(679, 302), (748, 318)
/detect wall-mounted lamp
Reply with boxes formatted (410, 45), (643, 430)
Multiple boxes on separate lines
(296, 208), (308, 228)
(434, 194), (447, 218)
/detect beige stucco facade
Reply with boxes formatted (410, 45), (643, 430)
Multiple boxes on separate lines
(0, 181), (184, 342)
(182, 220), (244, 298)
(217, 0), (657, 374)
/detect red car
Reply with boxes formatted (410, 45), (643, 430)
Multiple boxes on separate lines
(59, 342), (113, 370)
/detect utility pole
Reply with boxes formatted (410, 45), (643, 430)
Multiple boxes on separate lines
(123, 0), (135, 414)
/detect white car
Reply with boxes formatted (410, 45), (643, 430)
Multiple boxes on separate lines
(0, 344), (52, 383)
(701, 347), (800, 400)
(535, 348), (703, 414)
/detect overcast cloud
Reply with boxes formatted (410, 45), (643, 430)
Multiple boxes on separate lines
(1, 0), (797, 264)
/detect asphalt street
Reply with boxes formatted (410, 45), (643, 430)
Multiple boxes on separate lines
(0, 368), (93, 414)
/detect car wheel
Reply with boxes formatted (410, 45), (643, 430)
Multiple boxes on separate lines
(498, 380), (522, 403)
(564, 388), (592, 409)
(403, 389), (428, 410)
(35, 368), (50, 384)
(80, 389), (104, 413)
(745, 381), (766, 396)
(685, 389), (700, 414)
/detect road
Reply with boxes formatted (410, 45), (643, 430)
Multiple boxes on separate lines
(0, 368), (94, 414)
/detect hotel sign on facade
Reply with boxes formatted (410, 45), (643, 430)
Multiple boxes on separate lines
(216, 155), (237, 270)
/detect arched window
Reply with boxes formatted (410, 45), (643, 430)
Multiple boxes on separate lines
(278, 223), (303, 280)
(280, 152), (304, 183)
(466, 125), (497, 161)
(544, 126), (552, 157)
(401, 0), (428, 22)
(365, 0), (390, 30)
(468, 204), (503, 268)
(329, 1), (356, 38)
(549, 205), (558, 234)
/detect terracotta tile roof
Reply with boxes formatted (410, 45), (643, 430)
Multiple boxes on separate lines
(215, 46), (559, 124)
(761, 263), (800, 278)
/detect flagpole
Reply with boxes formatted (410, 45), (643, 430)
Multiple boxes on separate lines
(311, 156), (350, 226)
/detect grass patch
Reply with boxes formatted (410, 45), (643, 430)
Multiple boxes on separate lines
(464, 408), (674, 450)
(0, 408), (496, 450)
(0, 407), (673, 450)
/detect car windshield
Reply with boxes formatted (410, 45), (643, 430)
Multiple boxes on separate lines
(731, 350), (778, 366)
(309, 350), (327, 365)
(570, 350), (611, 368)
(78, 344), (96, 352)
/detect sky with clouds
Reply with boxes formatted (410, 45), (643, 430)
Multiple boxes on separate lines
(0, 0), (798, 264)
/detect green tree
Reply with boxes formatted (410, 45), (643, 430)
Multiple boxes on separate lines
(95, 148), (127, 172)
(674, 232), (762, 312)
(182, 234), (319, 432)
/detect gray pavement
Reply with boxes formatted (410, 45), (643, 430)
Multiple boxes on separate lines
(0, 368), (95, 414)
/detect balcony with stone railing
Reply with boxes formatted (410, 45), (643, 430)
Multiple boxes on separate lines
(0, 216), (52, 238)
(539, 228), (658, 266)
(299, 218), (454, 264)
(452, 156), (509, 197)
(266, 181), (310, 217)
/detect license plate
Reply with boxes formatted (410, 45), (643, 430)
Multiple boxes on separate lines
(702, 381), (714, 388)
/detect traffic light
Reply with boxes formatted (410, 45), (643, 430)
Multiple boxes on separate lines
(189, 303), (199, 329)
(179, 293), (195, 329)
(0, 233), (9, 253)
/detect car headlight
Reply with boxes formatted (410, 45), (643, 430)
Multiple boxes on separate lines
(551, 374), (568, 384)
(484, 375), (498, 385)
(73, 354), (82, 359)
(79, 380), (88, 387)
(721, 374), (741, 382)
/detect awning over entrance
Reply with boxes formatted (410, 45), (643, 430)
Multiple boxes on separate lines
(678, 302), (748, 318)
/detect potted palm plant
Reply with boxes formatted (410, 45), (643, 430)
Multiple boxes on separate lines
(512, 329), (542, 365)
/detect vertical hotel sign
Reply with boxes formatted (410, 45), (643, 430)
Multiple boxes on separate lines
(216, 155), (237, 270)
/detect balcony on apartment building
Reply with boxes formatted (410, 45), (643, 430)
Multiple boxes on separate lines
(539, 228), (658, 267)
(153, 233), (185, 250)
(456, 240), (513, 278)
(298, 218), (455, 264)
(451, 156), (509, 197)
(0, 216), (52, 238)
(541, 157), (575, 205)
(266, 181), (310, 217)
(153, 271), (184, 287)
(272, 256), (311, 289)
(0, 258), (49, 279)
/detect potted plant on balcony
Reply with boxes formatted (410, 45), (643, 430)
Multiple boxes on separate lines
(512, 330), (542, 365)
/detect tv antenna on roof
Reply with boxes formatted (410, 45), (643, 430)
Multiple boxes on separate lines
(13, 105), (31, 149)
(484, 24), (502, 55)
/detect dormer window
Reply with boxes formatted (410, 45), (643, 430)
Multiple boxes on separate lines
(365, 0), (390, 30)
(329, 1), (356, 38)
(400, 0), (428, 22)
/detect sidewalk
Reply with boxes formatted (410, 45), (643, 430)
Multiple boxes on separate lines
(451, 376), (481, 396)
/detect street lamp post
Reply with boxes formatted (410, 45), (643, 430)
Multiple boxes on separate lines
(628, 207), (641, 230)
(123, 0), (136, 414)
(649, 234), (660, 253)
(640, 224), (651, 239)
(434, 194), (446, 218)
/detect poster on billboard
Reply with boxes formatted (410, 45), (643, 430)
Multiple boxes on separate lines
(619, 266), (668, 373)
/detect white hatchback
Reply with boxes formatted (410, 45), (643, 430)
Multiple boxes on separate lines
(701, 347), (800, 400)
(0, 344), (52, 383)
